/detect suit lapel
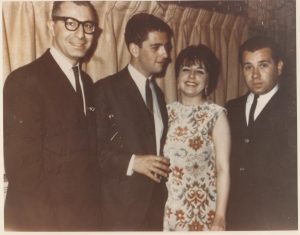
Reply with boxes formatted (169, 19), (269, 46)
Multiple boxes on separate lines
(253, 90), (280, 127)
(44, 50), (76, 94)
(114, 67), (164, 154)
(116, 67), (154, 124)
(241, 96), (248, 128)
(237, 90), (281, 130)
(234, 94), (248, 129)
(153, 81), (168, 129)
(41, 50), (86, 119)
(152, 80), (168, 155)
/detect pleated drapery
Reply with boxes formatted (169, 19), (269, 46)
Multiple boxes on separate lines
(2, 1), (248, 105)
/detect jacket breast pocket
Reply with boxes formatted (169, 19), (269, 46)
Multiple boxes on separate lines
(106, 113), (125, 150)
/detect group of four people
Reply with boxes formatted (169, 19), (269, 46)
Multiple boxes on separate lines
(3, 1), (297, 232)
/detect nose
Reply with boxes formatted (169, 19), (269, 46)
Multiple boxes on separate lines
(252, 67), (260, 79)
(75, 23), (85, 38)
(160, 46), (168, 58)
(189, 70), (195, 78)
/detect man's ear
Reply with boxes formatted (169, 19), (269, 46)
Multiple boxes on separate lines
(277, 60), (284, 76)
(47, 20), (55, 37)
(128, 43), (139, 58)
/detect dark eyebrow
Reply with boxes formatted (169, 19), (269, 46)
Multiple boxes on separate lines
(242, 62), (252, 66)
(150, 43), (163, 47)
(258, 59), (271, 63)
(53, 16), (96, 24)
(242, 59), (272, 67)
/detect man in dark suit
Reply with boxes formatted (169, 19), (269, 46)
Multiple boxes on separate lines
(94, 13), (173, 231)
(4, 1), (100, 231)
(226, 36), (297, 230)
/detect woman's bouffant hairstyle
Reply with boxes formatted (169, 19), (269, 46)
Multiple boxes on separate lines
(175, 44), (220, 95)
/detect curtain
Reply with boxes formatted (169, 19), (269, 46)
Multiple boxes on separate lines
(2, 1), (248, 105)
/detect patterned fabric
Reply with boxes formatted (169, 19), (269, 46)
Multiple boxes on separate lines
(163, 101), (226, 231)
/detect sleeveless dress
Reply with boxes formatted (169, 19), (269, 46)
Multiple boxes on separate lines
(163, 101), (226, 231)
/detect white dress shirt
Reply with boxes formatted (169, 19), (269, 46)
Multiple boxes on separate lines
(126, 64), (164, 175)
(245, 85), (279, 125)
(50, 47), (86, 114)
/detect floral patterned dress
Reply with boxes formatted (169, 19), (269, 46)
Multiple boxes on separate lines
(163, 101), (226, 231)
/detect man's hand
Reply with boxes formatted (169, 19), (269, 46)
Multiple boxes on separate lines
(133, 155), (170, 183)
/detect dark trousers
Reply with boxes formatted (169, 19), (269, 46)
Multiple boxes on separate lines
(139, 182), (166, 231)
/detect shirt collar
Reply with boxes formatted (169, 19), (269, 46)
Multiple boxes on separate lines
(50, 47), (79, 74)
(128, 64), (152, 92)
(248, 84), (279, 102)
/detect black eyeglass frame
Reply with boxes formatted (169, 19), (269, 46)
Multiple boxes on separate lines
(52, 16), (96, 34)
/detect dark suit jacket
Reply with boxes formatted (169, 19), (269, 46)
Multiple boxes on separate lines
(225, 89), (297, 230)
(93, 66), (168, 231)
(3, 50), (100, 231)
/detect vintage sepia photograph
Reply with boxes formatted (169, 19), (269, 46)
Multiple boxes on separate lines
(2, 0), (297, 232)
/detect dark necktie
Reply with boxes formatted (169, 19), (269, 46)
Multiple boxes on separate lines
(72, 66), (84, 113)
(248, 94), (259, 127)
(145, 79), (153, 114)
(146, 79), (157, 169)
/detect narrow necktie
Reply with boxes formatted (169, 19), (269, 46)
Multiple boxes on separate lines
(72, 66), (84, 113)
(146, 79), (158, 178)
(145, 79), (153, 114)
(248, 94), (259, 127)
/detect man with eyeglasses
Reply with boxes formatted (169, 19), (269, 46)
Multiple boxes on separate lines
(4, 1), (100, 231)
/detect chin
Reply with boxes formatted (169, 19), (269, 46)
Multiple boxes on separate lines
(154, 69), (163, 74)
(71, 53), (86, 60)
(183, 92), (199, 97)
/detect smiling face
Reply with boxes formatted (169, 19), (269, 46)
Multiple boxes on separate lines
(178, 62), (208, 104)
(129, 31), (170, 77)
(48, 2), (95, 65)
(242, 47), (283, 95)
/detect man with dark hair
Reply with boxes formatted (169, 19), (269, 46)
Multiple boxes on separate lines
(124, 13), (173, 47)
(4, 1), (100, 231)
(51, 1), (98, 22)
(94, 13), (173, 231)
(226, 36), (297, 230)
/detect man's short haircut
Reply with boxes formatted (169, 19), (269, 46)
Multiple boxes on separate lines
(51, 1), (98, 23)
(239, 36), (283, 64)
(175, 44), (220, 95)
(124, 13), (173, 48)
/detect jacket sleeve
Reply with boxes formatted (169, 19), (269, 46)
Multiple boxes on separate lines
(4, 70), (47, 192)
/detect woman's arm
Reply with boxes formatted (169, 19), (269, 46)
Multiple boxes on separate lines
(210, 111), (231, 231)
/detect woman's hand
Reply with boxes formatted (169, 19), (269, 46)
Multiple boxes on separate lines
(210, 215), (225, 231)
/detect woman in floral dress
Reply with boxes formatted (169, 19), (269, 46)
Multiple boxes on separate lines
(163, 45), (230, 231)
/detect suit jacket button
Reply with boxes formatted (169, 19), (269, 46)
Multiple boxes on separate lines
(244, 138), (250, 143)
(240, 167), (245, 171)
